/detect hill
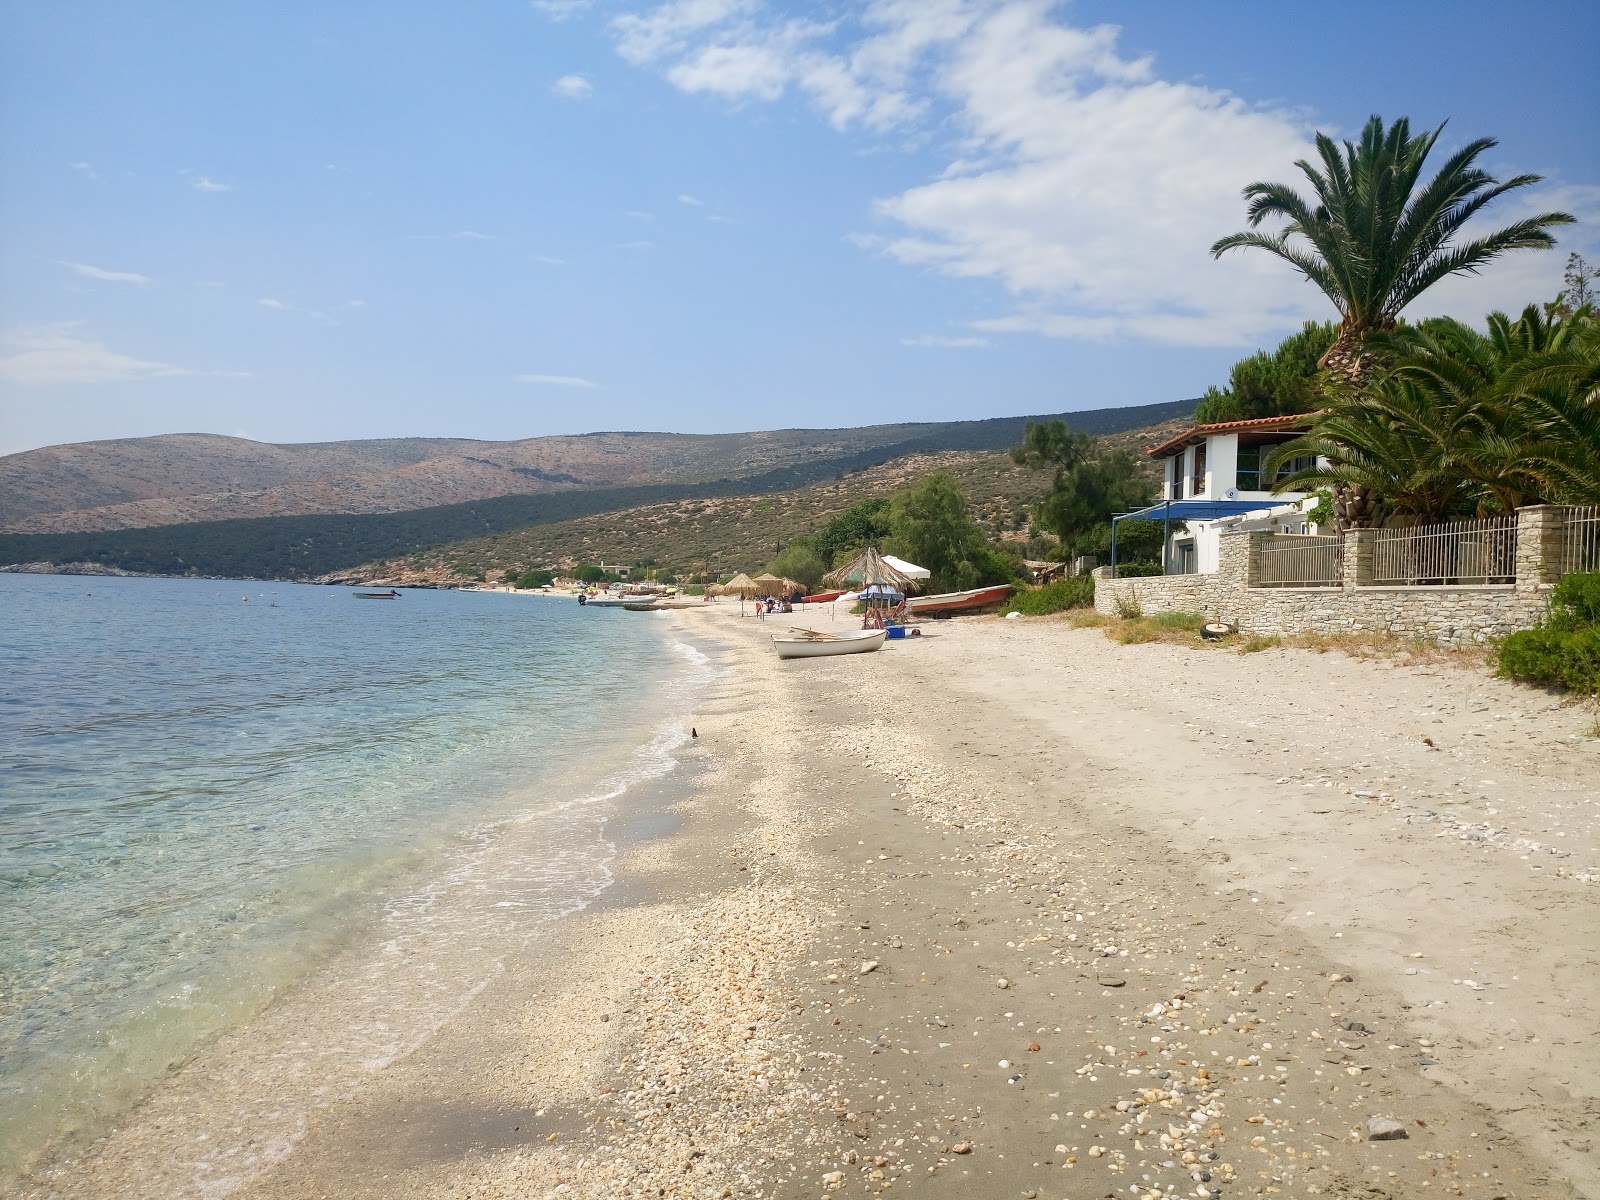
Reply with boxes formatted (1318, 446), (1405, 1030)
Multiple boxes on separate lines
(335, 418), (1192, 584)
(0, 401), (1196, 535)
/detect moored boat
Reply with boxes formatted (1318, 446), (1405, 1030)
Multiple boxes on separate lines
(800, 589), (847, 603)
(580, 594), (631, 608)
(354, 589), (400, 599)
(771, 628), (886, 659)
(622, 599), (660, 611)
(905, 583), (1012, 616)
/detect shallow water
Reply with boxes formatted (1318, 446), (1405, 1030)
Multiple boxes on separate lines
(0, 575), (705, 1184)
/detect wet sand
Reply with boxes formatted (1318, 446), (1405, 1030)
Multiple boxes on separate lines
(25, 601), (1600, 1199)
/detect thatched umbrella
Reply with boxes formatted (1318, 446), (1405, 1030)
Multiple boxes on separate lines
(823, 547), (919, 594)
(721, 572), (762, 613)
(751, 572), (785, 595)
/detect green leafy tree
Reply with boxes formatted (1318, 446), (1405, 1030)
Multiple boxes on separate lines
(809, 498), (893, 567)
(515, 569), (554, 589)
(1011, 420), (1155, 560)
(887, 472), (1018, 592)
(576, 564), (607, 584)
(766, 544), (827, 591)
(1212, 114), (1573, 527)
(1193, 321), (1337, 423)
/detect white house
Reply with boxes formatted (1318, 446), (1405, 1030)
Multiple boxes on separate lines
(1133, 415), (1322, 574)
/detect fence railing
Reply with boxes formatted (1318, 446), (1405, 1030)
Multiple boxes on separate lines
(1563, 506), (1600, 576)
(1256, 535), (1344, 587)
(1373, 516), (1517, 585)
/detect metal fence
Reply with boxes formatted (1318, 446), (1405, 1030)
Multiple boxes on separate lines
(1373, 515), (1518, 585)
(1562, 506), (1600, 575)
(1257, 535), (1344, 587)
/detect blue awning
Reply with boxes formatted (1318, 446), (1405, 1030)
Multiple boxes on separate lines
(1114, 498), (1295, 523)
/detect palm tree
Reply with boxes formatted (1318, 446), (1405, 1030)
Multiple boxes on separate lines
(1212, 114), (1573, 526)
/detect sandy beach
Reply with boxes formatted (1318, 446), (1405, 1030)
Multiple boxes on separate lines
(26, 599), (1600, 1200)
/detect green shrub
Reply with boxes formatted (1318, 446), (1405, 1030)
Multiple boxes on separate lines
(1114, 561), (1164, 578)
(515, 569), (554, 589)
(1009, 576), (1094, 615)
(1240, 633), (1282, 654)
(1496, 571), (1600, 694)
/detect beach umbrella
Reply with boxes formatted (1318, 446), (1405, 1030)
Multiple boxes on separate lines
(722, 573), (762, 598)
(751, 572), (784, 593)
(823, 547), (920, 594)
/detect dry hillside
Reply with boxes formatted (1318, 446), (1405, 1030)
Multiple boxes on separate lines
(0, 402), (1197, 536)
(343, 418), (1187, 584)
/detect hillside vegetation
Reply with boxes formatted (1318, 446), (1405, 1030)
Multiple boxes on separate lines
(0, 401), (1196, 535)
(341, 419), (1186, 583)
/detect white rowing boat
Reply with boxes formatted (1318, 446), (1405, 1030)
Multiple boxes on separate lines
(771, 628), (886, 659)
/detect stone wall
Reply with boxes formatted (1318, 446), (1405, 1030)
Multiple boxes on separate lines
(1092, 506), (1566, 648)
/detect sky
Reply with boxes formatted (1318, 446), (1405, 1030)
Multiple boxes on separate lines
(1, 1), (1596, 457)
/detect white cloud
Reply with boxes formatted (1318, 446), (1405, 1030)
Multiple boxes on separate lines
(61, 261), (150, 285)
(258, 297), (289, 310)
(900, 333), (991, 348)
(613, 0), (1591, 347)
(532, 0), (593, 18)
(616, 240), (654, 250)
(626, 209), (657, 221)
(70, 161), (99, 181)
(552, 73), (594, 99)
(194, 176), (232, 192)
(678, 193), (705, 206)
(407, 230), (497, 241)
(533, 255), (566, 265)
(514, 373), (599, 388)
(0, 324), (194, 385)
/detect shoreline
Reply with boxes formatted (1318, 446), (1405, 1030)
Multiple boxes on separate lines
(22, 604), (1599, 1198)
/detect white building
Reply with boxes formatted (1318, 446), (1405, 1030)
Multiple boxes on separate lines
(1122, 415), (1322, 574)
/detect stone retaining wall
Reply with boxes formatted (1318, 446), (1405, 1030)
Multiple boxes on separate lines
(1092, 506), (1566, 648)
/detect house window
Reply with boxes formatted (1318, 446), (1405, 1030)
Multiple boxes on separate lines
(1191, 442), (1207, 498)
(1237, 443), (1317, 490)
(1236, 445), (1262, 491)
(1168, 455), (1183, 499)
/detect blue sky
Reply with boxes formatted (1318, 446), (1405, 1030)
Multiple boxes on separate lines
(2, 0), (1596, 456)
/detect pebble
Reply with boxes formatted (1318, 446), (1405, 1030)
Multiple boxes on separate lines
(996, 977), (1010, 989)
(859, 960), (879, 975)
(1366, 1116), (1410, 1141)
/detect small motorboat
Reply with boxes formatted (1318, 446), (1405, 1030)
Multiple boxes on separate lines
(354, 589), (400, 599)
(906, 584), (1012, 617)
(622, 598), (660, 611)
(771, 628), (886, 659)
(800, 589), (847, 603)
(580, 594), (631, 608)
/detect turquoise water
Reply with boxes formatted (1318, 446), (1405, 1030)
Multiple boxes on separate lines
(0, 574), (705, 1182)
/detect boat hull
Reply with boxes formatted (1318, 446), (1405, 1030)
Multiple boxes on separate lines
(905, 584), (1013, 616)
(800, 590), (847, 603)
(772, 630), (886, 659)
(581, 596), (630, 607)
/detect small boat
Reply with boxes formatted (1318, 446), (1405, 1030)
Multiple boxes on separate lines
(801, 590), (847, 603)
(771, 628), (886, 659)
(354, 589), (400, 599)
(622, 598), (660, 611)
(580, 594), (631, 608)
(906, 583), (1012, 616)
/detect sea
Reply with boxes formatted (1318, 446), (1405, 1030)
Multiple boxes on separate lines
(0, 573), (712, 1189)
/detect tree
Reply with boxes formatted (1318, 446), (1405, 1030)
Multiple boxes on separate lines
(1011, 420), (1156, 559)
(1556, 252), (1597, 317)
(515, 569), (554, 589)
(887, 472), (1018, 592)
(1212, 114), (1573, 527)
(1193, 321), (1337, 423)
(1264, 302), (1600, 519)
(809, 498), (893, 567)
(767, 544), (826, 591)
(576, 564), (607, 584)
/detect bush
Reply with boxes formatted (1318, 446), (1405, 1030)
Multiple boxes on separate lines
(1009, 576), (1094, 615)
(1496, 572), (1600, 694)
(515, 569), (554, 589)
(1114, 561), (1165, 578)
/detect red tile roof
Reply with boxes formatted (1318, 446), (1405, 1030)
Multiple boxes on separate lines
(1145, 413), (1314, 458)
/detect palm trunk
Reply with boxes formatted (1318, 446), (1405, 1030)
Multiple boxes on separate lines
(1318, 325), (1387, 531)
